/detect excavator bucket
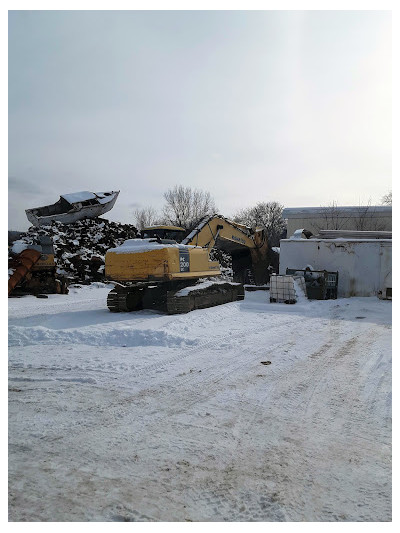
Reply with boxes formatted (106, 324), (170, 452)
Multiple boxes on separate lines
(8, 249), (42, 295)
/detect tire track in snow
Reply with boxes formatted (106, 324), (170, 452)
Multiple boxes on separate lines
(167, 316), (390, 522)
(28, 313), (297, 386)
(110, 323), (302, 521)
(32, 315), (302, 522)
(264, 321), (391, 521)
(123, 315), (297, 382)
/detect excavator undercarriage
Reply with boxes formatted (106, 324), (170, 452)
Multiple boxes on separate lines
(107, 279), (244, 314)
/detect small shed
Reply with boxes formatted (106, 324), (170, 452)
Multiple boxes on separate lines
(278, 230), (392, 299)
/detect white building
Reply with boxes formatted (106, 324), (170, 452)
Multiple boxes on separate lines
(278, 230), (392, 299)
(282, 206), (392, 238)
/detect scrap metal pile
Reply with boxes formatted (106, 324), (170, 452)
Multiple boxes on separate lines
(9, 218), (139, 287)
(8, 218), (233, 296)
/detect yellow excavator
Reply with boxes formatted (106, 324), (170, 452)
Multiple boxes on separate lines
(105, 214), (270, 314)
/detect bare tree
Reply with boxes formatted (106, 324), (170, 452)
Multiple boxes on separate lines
(353, 205), (371, 231)
(319, 200), (390, 231)
(352, 200), (390, 231)
(233, 201), (286, 247)
(133, 206), (160, 230)
(354, 200), (390, 231)
(381, 190), (392, 205)
(318, 201), (350, 231)
(162, 185), (217, 229)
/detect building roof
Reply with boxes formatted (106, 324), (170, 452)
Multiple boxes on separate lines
(282, 206), (392, 218)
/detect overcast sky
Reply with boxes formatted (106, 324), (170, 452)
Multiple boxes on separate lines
(8, 9), (392, 230)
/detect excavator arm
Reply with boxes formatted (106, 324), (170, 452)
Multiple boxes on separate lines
(182, 214), (270, 285)
(182, 215), (264, 249)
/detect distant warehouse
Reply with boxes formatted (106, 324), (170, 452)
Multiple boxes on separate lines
(282, 205), (392, 237)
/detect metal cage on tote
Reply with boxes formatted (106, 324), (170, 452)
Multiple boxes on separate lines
(285, 268), (339, 300)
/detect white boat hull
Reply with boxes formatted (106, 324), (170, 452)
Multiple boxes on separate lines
(26, 191), (119, 227)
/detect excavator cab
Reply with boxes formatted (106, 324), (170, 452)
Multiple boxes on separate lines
(140, 225), (186, 243)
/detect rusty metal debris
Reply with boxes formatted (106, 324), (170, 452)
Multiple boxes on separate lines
(8, 249), (41, 295)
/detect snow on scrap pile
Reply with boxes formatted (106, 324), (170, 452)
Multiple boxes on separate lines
(9, 218), (138, 284)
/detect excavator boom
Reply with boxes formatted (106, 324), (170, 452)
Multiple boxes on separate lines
(183, 214), (265, 249)
(183, 214), (270, 286)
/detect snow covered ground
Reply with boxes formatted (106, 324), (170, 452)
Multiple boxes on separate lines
(8, 284), (392, 522)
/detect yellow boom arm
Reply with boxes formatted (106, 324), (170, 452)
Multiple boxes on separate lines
(182, 214), (270, 285)
(182, 214), (266, 250)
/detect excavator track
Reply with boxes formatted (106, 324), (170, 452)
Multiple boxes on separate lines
(107, 286), (145, 312)
(107, 281), (244, 314)
(107, 283), (172, 312)
(166, 282), (244, 314)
